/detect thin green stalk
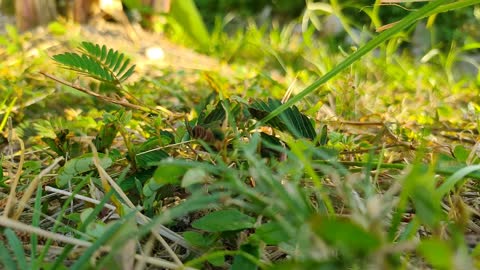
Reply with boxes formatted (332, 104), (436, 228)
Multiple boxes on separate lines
(319, 160), (480, 180)
(261, 0), (452, 124)
(0, 97), (16, 132)
(30, 185), (43, 270)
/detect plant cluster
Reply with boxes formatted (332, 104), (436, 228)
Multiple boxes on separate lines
(1, 1), (480, 269)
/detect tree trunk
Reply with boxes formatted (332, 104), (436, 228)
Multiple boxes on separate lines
(15, 0), (57, 31)
(73, 0), (96, 23)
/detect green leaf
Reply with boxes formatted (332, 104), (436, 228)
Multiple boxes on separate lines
(207, 254), (225, 267)
(404, 165), (442, 227)
(310, 215), (381, 257)
(249, 98), (316, 140)
(436, 164), (480, 197)
(232, 243), (260, 270)
(418, 239), (453, 270)
(318, 125), (328, 146)
(134, 136), (169, 169)
(5, 228), (29, 270)
(100, 45), (107, 61)
(183, 231), (216, 248)
(259, 133), (284, 158)
(56, 153), (113, 187)
(143, 162), (187, 197)
(192, 209), (255, 232)
(94, 123), (118, 152)
(0, 161), (6, 188)
(200, 102), (226, 125)
(181, 167), (208, 187)
(119, 65), (136, 82)
(52, 42), (136, 85)
(47, 21), (67, 35)
(453, 145), (470, 163)
(267, 260), (343, 270)
(159, 130), (174, 145)
(0, 240), (16, 270)
(117, 58), (131, 78)
(254, 222), (288, 245)
(112, 53), (124, 73)
(70, 211), (137, 270)
(170, 0), (210, 50)
(434, 154), (480, 179)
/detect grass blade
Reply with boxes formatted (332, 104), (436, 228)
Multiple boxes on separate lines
(436, 164), (480, 197)
(69, 210), (137, 270)
(0, 240), (16, 270)
(30, 185), (43, 270)
(49, 189), (116, 269)
(5, 228), (29, 270)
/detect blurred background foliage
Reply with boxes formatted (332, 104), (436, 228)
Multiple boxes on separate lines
(195, 0), (479, 48)
(2, 0), (479, 49)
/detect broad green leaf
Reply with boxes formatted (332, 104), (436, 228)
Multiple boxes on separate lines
(267, 260), (343, 270)
(134, 136), (169, 169)
(200, 102), (226, 125)
(310, 215), (381, 257)
(182, 167), (208, 187)
(254, 222), (289, 245)
(418, 239), (453, 270)
(56, 153), (113, 187)
(249, 98), (316, 140)
(183, 231), (216, 248)
(259, 133), (284, 158)
(94, 123), (118, 152)
(170, 0), (210, 50)
(453, 145), (470, 163)
(318, 125), (328, 146)
(159, 130), (174, 145)
(143, 162), (187, 197)
(232, 243), (260, 270)
(85, 221), (109, 239)
(192, 209), (255, 232)
(404, 165), (442, 227)
(207, 254), (225, 267)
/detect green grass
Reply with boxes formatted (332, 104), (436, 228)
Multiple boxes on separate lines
(1, 1), (480, 269)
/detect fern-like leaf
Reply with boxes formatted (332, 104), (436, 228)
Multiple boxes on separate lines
(249, 98), (316, 140)
(52, 41), (135, 85)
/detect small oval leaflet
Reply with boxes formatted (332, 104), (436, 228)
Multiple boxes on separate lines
(57, 153), (114, 187)
(192, 209), (255, 232)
